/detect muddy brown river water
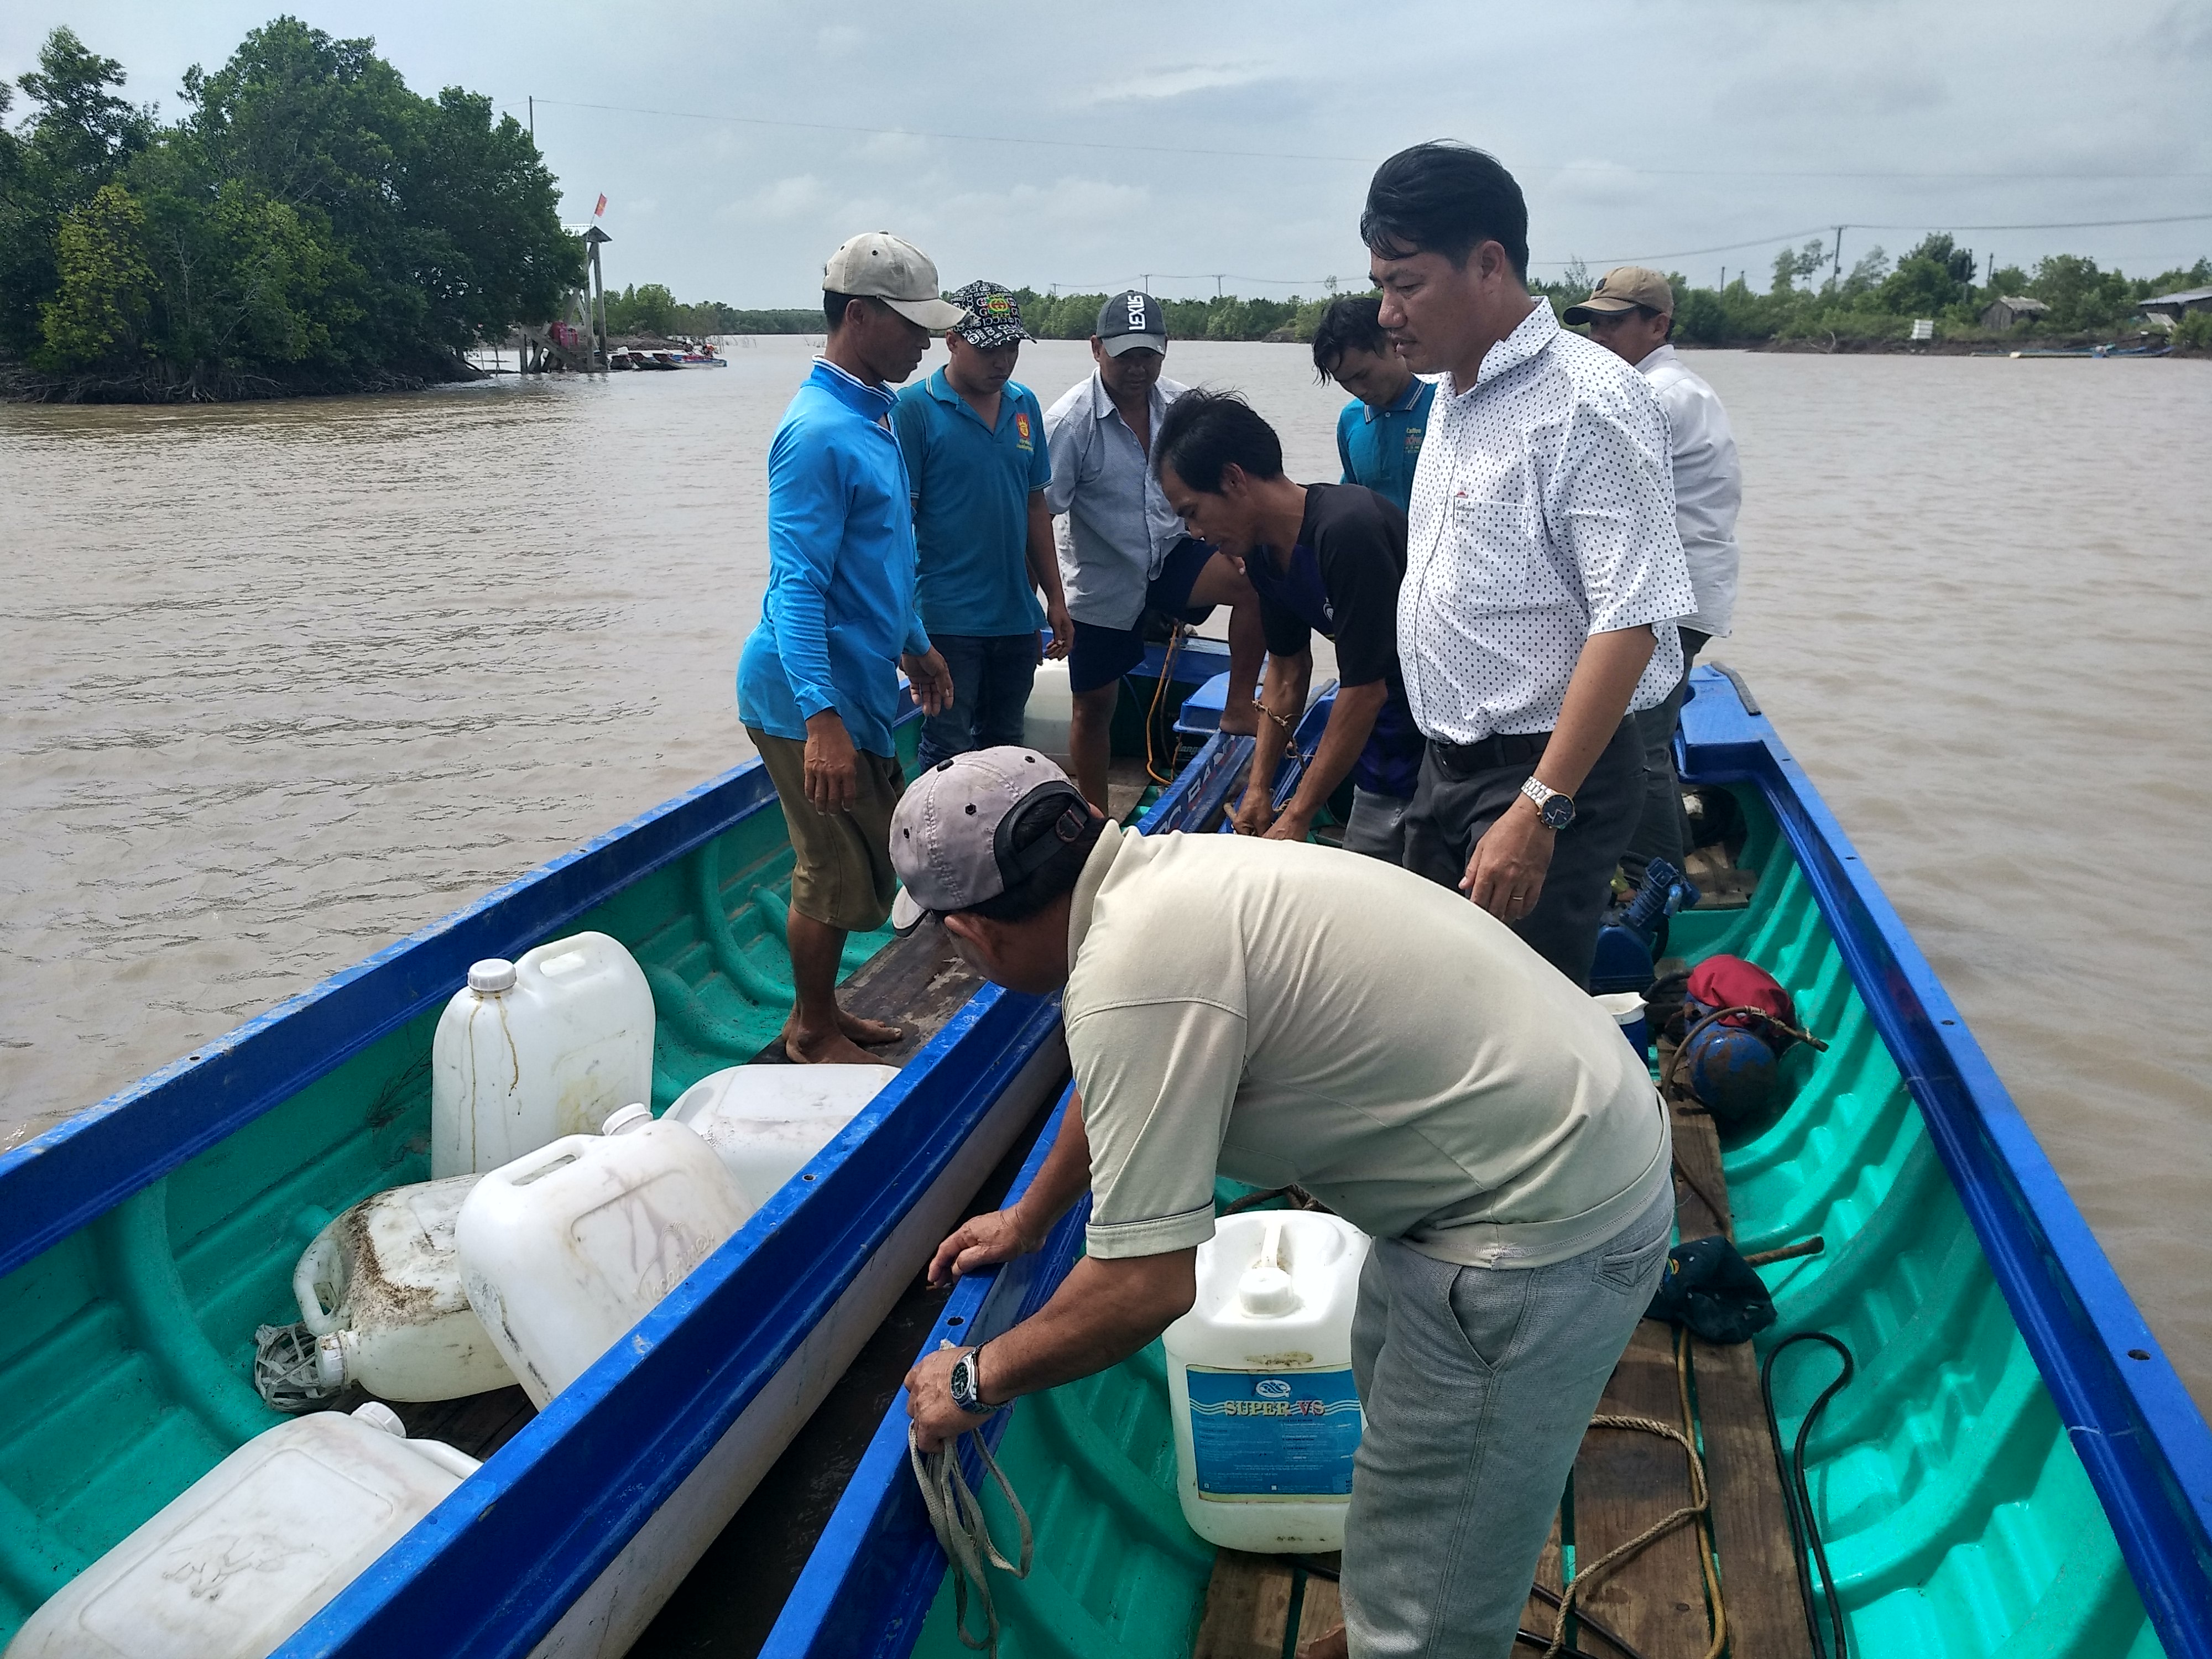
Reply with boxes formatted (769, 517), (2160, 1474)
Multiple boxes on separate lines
(3, 340), (2209, 1430)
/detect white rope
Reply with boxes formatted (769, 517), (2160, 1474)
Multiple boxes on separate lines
(909, 1409), (1033, 1656)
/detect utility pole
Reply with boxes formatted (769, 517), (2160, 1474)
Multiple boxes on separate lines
(1214, 275), (1224, 298)
(1719, 265), (1725, 291)
(1832, 226), (1845, 284)
(528, 95), (534, 138)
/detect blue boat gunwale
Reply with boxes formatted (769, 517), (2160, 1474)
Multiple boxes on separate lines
(762, 664), (2212, 1659)
(276, 712), (1260, 1659)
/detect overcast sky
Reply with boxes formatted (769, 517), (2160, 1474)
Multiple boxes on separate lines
(7, 1), (2208, 305)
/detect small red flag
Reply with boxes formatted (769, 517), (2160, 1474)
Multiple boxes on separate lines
(593, 193), (608, 217)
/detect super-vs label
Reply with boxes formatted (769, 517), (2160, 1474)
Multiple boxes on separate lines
(1186, 1366), (1361, 1498)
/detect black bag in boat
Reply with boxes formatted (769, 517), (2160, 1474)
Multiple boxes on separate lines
(1647, 1234), (1777, 1344)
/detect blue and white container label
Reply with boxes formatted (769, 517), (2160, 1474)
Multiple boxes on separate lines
(1187, 1366), (1362, 1497)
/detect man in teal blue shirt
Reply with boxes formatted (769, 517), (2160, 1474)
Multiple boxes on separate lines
(893, 281), (1072, 769)
(1313, 295), (1435, 514)
(738, 231), (956, 1065)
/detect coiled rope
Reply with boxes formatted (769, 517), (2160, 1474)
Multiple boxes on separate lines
(909, 1415), (1033, 1656)
(1538, 1328), (1726, 1659)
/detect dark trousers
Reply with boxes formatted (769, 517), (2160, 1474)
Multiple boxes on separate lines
(1402, 718), (1646, 989)
(915, 633), (1039, 770)
(1620, 629), (1710, 893)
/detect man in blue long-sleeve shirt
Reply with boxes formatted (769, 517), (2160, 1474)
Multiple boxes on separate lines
(738, 231), (957, 1064)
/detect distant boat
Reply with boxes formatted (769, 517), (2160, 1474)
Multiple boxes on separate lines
(677, 346), (728, 368)
(1987, 342), (2174, 359)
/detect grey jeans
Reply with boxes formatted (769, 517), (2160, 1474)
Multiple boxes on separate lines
(1342, 787), (1412, 863)
(1400, 717), (1646, 989)
(1340, 1185), (1674, 1659)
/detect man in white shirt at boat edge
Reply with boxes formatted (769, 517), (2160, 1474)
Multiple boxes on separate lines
(1565, 265), (1742, 889)
(1374, 142), (1698, 990)
(889, 747), (1672, 1659)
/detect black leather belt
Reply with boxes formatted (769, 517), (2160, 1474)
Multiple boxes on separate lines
(1430, 729), (1552, 773)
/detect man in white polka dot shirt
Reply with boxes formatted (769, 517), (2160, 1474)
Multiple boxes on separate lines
(1365, 142), (1697, 989)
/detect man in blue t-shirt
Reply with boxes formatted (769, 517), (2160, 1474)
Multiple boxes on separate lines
(893, 282), (1072, 769)
(1312, 295), (1435, 514)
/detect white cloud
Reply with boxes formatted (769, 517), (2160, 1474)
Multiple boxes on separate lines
(1088, 63), (1279, 103)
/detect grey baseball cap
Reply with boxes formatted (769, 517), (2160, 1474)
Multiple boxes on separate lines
(889, 748), (1092, 934)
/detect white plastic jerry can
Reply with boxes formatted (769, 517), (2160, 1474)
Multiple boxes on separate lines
(453, 1104), (753, 1408)
(664, 1062), (899, 1208)
(1021, 657), (1073, 755)
(1163, 1211), (1371, 1553)
(4, 1403), (476, 1659)
(431, 930), (655, 1178)
(292, 1175), (518, 1402)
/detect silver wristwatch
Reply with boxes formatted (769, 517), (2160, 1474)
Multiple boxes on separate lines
(1520, 775), (1575, 830)
(947, 1345), (997, 1416)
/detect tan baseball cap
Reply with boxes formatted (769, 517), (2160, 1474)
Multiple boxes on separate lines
(1563, 265), (1676, 324)
(822, 232), (967, 331)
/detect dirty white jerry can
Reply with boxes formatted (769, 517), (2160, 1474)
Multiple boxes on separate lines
(4, 1402), (476, 1659)
(665, 1062), (899, 1208)
(1021, 658), (1073, 755)
(454, 1104), (752, 1407)
(293, 1175), (517, 1401)
(431, 931), (655, 1178)
(1163, 1211), (1371, 1553)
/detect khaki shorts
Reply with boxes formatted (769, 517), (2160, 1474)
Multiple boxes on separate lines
(749, 728), (906, 933)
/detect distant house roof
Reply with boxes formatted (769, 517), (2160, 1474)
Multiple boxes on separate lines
(1993, 296), (2048, 314)
(2138, 285), (2212, 311)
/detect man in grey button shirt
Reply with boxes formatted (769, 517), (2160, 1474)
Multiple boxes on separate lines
(1044, 291), (1264, 812)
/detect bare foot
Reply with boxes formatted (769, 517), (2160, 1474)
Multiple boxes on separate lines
(838, 1009), (904, 1047)
(784, 1024), (891, 1066)
(1295, 1627), (1348, 1659)
(1217, 704), (1261, 738)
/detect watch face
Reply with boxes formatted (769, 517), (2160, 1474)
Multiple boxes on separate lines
(1540, 794), (1575, 830)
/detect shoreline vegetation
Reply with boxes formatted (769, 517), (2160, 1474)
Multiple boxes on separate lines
(3, 22), (2205, 404)
(1, 23), (579, 404)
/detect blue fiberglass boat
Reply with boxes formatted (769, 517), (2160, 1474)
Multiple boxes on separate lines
(759, 664), (2212, 1659)
(0, 640), (1288, 1659)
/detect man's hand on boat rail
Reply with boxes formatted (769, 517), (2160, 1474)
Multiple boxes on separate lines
(902, 647), (955, 717)
(928, 1208), (1044, 1286)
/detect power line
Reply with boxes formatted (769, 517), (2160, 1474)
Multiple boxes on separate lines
(527, 97), (2212, 182)
(1532, 210), (2212, 268)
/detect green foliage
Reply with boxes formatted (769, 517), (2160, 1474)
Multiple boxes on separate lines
(2174, 309), (2212, 350)
(2, 19), (583, 398)
(36, 180), (153, 368)
(1772, 239), (1827, 294)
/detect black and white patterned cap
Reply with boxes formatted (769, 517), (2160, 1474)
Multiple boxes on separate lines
(949, 281), (1033, 348)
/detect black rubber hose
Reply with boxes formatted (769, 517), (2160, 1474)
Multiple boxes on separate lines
(1761, 1332), (1856, 1659)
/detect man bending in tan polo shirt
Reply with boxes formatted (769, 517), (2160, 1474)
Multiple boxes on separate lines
(891, 747), (1672, 1659)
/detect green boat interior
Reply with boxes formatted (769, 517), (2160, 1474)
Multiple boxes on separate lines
(0, 671), (1192, 1650)
(904, 781), (2167, 1659)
